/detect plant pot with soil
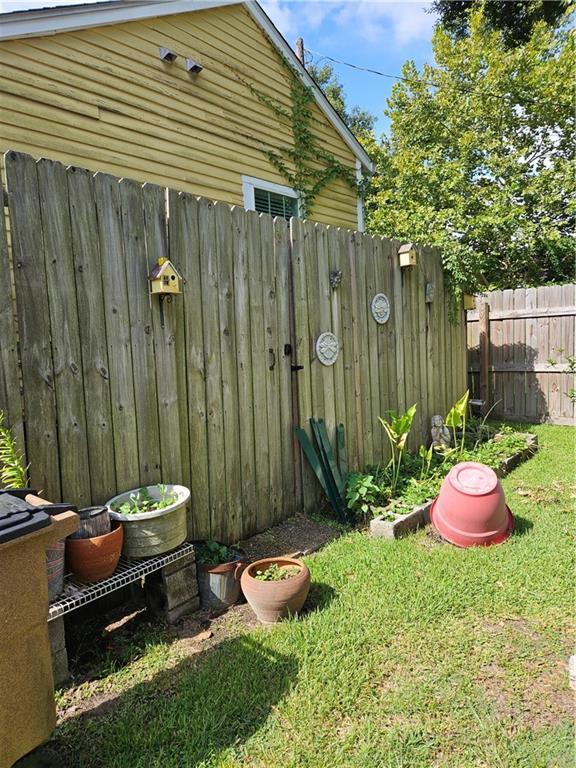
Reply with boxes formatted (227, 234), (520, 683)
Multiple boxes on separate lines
(66, 520), (123, 583)
(196, 540), (246, 609)
(241, 557), (311, 624)
(107, 484), (190, 558)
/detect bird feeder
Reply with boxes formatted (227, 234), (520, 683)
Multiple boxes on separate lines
(148, 258), (182, 328)
(148, 257), (182, 296)
(398, 243), (417, 268)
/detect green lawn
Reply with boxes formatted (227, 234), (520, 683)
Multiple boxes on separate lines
(56, 424), (574, 768)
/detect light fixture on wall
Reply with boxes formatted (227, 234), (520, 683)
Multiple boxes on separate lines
(159, 47), (178, 62)
(185, 58), (204, 74)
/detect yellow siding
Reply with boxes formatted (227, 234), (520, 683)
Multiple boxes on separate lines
(0, 4), (359, 228)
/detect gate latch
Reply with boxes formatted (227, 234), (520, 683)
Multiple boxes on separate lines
(291, 364), (304, 372)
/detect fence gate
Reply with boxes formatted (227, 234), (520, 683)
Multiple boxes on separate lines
(0, 151), (467, 542)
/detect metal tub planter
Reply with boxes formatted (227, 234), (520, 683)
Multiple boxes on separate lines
(107, 484), (190, 558)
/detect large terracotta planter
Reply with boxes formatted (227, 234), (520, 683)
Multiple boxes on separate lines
(241, 557), (310, 624)
(107, 485), (189, 558)
(430, 461), (514, 548)
(66, 521), (123, 582)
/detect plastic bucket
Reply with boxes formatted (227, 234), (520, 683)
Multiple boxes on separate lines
(46, 539), (65, 601)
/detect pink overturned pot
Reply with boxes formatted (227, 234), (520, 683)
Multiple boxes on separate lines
(430, 462), (514, 548)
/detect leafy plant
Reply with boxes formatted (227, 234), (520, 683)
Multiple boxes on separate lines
(379, 404), (417, 496)
(112, 485), (175, 515)
(445, 390), (469, 457)
(196, 540), (240, 566)
(0, 411), (28, 489)
(254, 563), (301, 582)
(418, 443), (434, 480)
(346, 472), (382, 518)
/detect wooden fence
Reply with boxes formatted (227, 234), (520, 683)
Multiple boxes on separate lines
(467, 285), (576, 425)
(0, 151), (467, 542)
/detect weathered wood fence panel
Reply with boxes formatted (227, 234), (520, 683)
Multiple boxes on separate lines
(292, 232), (467, 511)
(467, 286), (576, 425)
(0, 152), (468, 540)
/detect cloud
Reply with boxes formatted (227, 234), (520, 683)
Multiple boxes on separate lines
(260, 0), (435, 47)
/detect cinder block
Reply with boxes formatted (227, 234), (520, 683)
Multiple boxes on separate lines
(162, 565), (198, 610)
(48, 617), (69, 687)
(161, 552), (195, 577)
(370, 502), (431, 540)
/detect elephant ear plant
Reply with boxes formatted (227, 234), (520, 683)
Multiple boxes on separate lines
(379, 404), (417, 496)
(445, 390), (469, 458)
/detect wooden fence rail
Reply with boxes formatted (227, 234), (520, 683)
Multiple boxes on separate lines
(0, 151), (467, 542)
(467, 286), (576, 425)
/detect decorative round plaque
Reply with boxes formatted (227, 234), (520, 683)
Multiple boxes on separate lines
(315, 332), (339, 366)
(371, 293), (390, 324)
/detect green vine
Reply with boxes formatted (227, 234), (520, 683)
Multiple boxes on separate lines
(231, 55), (359, 218)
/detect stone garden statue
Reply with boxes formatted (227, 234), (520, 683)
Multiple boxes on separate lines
(431, 414), (451, 449)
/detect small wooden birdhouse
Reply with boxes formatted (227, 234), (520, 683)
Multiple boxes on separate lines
(463, 294), (476, 310)
(148, 257), (182, 295)
(398, 243), (417, 268)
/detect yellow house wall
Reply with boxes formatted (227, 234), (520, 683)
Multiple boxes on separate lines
(0, 4), (360, 228)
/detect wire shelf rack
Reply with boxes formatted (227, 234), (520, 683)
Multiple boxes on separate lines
(48, 542), (195, 621)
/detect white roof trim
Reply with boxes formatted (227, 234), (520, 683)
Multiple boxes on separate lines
(0, 0), (241, 39)
(0, 0), (373, 171)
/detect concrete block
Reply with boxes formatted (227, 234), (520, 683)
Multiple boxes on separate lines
(48, 617), (69, 688)
(370, 502), (432, 540)
(161, 551), (195, 577)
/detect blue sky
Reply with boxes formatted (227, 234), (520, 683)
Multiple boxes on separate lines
(0, 0), (438, 136)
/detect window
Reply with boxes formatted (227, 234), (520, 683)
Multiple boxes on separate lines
(242, 175), (299, 220)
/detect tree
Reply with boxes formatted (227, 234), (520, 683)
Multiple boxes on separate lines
(307, 61), (376, 137)
(432, 0), (571, 47)
(365, 10), (575, 293)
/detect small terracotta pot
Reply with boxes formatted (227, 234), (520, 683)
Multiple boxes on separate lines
(431, 461), (513, 548)
(66, 521), (123, 583)
(241, 557), (310, 624)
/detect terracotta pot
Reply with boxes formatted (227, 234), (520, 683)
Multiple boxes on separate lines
(241, 557), (310, 624)
(430, 461), (514, 548)
(66, 521), (123, 582)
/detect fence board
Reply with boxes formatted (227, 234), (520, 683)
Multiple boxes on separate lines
(0, 165), (24, 451)
(142, 183), (183, 487)
(467, 284), (575, 424)
(215, 202), (243, 541)
(119, 178), (161, 489)
(232, 206), (257, 538)
(275, 217), (297, 521)
(5, 151), (60, 500)
(179, 194), (210, 539)
(37, 158), (91, 507)
(94, 172), (139, 494)
(67, 166), (116, 504)
(198, 198), (226, 539)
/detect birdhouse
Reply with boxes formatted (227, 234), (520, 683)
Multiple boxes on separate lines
(463, 294), (476, 310)
(398, 243), (417, 268)
(148, 257), (182, 295)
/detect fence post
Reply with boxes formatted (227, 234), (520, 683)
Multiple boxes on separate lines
(479, 301), (490, 415)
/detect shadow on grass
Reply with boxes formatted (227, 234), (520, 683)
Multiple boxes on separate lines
(51, 633), (297, 768)
(512, 514), (533, 537)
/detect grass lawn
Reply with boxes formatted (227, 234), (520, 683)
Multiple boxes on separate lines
(55, 424), (574, 768)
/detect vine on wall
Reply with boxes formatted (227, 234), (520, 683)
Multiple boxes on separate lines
(232, 54), (359, 218)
